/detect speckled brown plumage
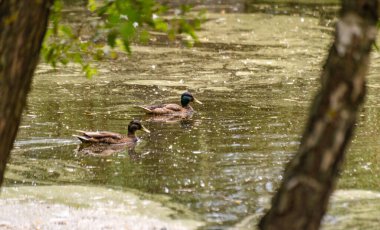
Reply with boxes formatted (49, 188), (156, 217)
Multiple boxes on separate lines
(138, 92), (202, 115)
(73, 120), (150, 144)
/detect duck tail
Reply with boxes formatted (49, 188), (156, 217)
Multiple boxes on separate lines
(72, 135), (91, 143)
(136, 105), (153, 113)
(75, 130), (87, 134)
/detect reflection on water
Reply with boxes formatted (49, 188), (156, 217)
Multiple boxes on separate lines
(75, 142), (136, 156)
(4, 1), (380, 228)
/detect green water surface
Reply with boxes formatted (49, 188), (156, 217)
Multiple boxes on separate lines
(3, 1), (380, 229)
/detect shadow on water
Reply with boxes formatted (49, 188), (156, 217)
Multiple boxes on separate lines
(3, 1), (380, 229)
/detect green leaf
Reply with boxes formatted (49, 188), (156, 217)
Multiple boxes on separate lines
(119, 22), (135, 41)
(60, 25), (74, 38)
(107, 30), (118, 47)
(59, 58), (69, 65)
(139, 30), (150, 44)
(43, 0), (204, 78)
(122, 39), (131, 54)
(70, 53), (83, 63)
(154, 19), (168, 32)
(180, 4), (192, 14)
(82, 64), (98, 79)
(97, 1), (114, 16)
(87, 0), (98, 12)
(108, 13), (121, 25)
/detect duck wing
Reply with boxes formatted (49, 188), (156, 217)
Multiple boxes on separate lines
(75, 130), (123, 139)
(138, 104), (182, 114)
(164, 104), (182, 111)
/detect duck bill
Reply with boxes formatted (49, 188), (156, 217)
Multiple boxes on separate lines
(194, 98), (203, 105)
(142, 125), (150, 133)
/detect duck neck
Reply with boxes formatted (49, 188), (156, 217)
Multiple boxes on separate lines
(181, 100), (191, 108)
(181, 97), (191, 107)
(127, 133), (138, 142)
(181, 102), (188, 107)
(127, 131), (136, 139)
(182, 104), (193, 110)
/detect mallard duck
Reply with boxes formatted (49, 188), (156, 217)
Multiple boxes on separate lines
(138, 92), (202, 115)
(73, 120), (150, 144)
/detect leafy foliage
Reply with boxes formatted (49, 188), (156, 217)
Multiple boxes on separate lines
(41, 0), (205, 78)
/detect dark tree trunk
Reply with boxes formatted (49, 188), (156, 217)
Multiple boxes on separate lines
(0, 1), (53, 186)
(259, 1), (378, 230)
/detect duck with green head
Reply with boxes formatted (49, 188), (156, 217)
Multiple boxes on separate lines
(138, 92), (202, 116)
(73, 120), (150, 144)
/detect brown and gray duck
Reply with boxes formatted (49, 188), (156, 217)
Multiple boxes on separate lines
(73, 120), (150, 144)
(138, 92), (202, 116)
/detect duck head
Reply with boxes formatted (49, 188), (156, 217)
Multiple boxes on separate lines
(180, 92), (202, 107)
(128, 120), (150, 134)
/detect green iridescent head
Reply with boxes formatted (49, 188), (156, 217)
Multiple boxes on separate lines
(180, 92), (202, 107)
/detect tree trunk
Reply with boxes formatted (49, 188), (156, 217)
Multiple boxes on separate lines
(0, 1), (53, 186)
(259, 1), (378, 230)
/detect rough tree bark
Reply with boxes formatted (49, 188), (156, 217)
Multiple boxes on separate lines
(259, 1), (379, 230)
(0, 1), (54, 186)
(259, 1), (379, 229)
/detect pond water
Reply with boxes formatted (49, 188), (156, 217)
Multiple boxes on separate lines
(3, 1), (380, 229)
